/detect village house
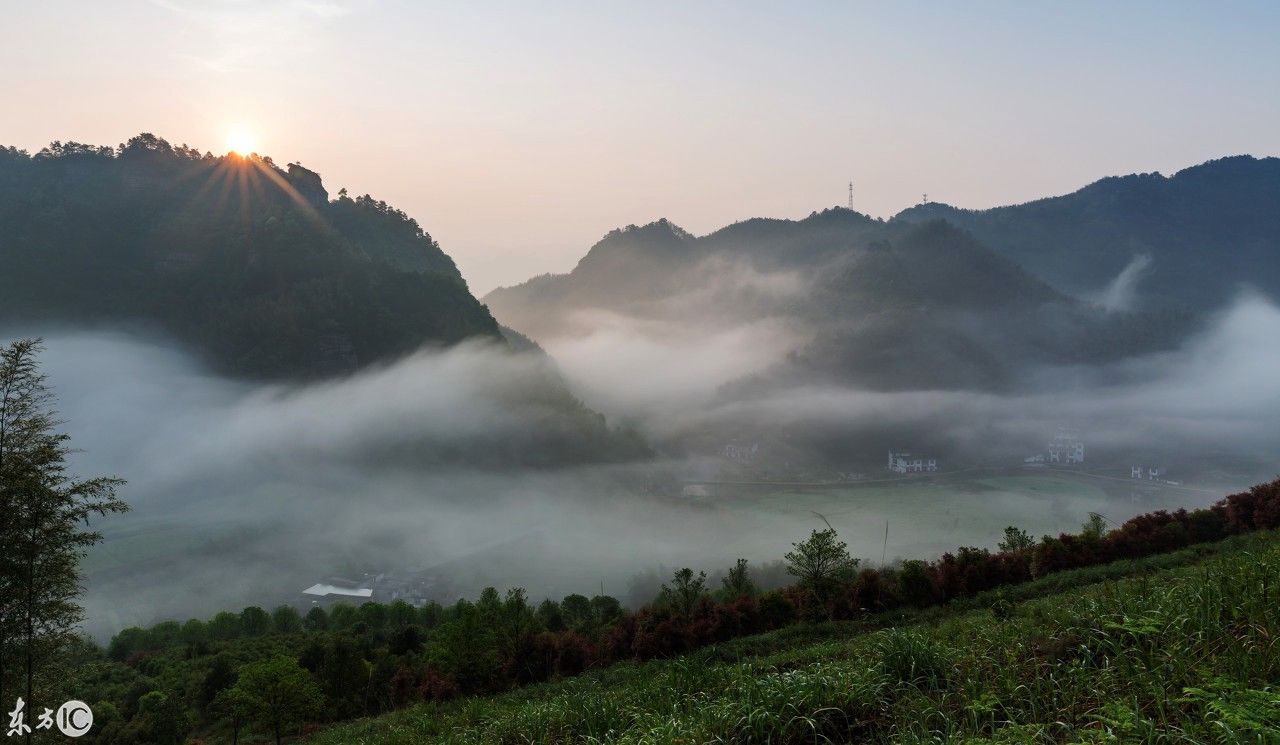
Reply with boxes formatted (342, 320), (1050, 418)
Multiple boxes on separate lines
(888, 450), (938, 474)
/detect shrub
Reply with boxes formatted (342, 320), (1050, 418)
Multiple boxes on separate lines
(757, 590), (798, 630)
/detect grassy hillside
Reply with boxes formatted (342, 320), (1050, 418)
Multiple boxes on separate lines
(314, 532), (1280, 743)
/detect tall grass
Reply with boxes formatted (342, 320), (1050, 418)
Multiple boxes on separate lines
(313, 532), (1280, 744)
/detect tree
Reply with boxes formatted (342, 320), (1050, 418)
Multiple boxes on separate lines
(1082, 512), (1108, 540)
(135, 690), (189, 745)
(660, 568), (707, 618)
(497, 589), (539, 682)
(418, 601), (443, 629)
(318, 636), (367, 719)
(179, 618), (207, 657)
(998, 526), (1034, 553)
(271, 605), (302, 634)
(386, 599), (416, 630)
(212, 683), (255, 745)
(303, 606), (329, 631)
(328, 603), (357, 630)
(535, 599), (564, 632)
(590, 595), (622, 626)
(230, 656), (323, 745)
(499, 590), (536, 643)
(426, 602), (500, 694)
(200, 654), (237, 708)
(358, 601), (387, 630)
(560, 594), (593, 632)
(208, 611), (241, 640)
(106, 626), (152, 661)
(720, 558), (757, 599)
(785, 529), (859, 617)
(364, 651), (397, 715)
(388, 625), (424, 655)
(476, 587), (502, 619)
(239, 606), (271, 636)
(897, 559), (937, 608)
(0, 339), (128, 733)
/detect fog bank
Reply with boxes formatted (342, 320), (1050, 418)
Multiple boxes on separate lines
(7, 295), (1278, 637)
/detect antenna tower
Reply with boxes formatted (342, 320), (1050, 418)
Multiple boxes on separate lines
(847, 181), (854, 210)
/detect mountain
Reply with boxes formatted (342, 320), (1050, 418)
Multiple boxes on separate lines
(892, 155), (1280, 311)
(486, 211), (1189, 392)
(0, 134), (499, 378)
(0, 134), (649, 466)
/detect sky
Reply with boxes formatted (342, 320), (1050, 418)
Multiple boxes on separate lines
(2, 1), (1278, 295)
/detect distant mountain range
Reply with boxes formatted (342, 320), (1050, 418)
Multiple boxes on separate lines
(7, 139), (1272, 460)
(485, 180), (1245, 392)
(893, 155), (1280, 310)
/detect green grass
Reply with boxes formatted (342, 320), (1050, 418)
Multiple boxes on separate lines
(311, 532), (1280, 744)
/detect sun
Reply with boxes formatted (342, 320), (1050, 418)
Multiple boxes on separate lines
(225, 127), (257, 156)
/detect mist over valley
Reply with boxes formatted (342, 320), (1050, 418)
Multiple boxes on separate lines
(3, 146), (1276, 641)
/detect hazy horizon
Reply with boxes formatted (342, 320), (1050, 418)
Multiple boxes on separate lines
(4, 0), (1279, 294)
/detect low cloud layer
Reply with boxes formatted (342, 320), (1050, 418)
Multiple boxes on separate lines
(7, 293), (1278, 637)
(693, 293), (1280, 456)
(542, 311), (800, 422)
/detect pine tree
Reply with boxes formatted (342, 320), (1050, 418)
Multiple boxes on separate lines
(0, 339), (128, 735)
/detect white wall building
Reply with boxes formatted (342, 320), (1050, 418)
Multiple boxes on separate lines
(888, 450), (938, 474)
(1047, 431), (1085, 464)
(1131, 465), (1162, 480)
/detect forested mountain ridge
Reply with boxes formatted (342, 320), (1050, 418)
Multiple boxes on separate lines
(892, 155), (1280, 310)
(485, 211), (1192, 392)
(0, 134), (652, 466)
(0, 134), (500, 378)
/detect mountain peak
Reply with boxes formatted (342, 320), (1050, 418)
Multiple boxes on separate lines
(571, 218), (696, 276)
(1171, 154), (1280, 182)
(803, 206), (879, 225)
(612, 217), (694, 240)
(890, 201), (961, 222)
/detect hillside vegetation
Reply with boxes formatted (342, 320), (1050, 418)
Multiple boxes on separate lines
(0, 137), (651, 467)
(315, 531), (1280, 743)
(74, 480), (1280, 743)
(0, 135), (499, 379)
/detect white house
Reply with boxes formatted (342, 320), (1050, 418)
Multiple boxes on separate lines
(1047, 430), (1084, 464)
(888, 450), (938, 474)
(1131, 465), (1162, 480)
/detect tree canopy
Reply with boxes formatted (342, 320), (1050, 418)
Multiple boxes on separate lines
(0, 135), (501, 379)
